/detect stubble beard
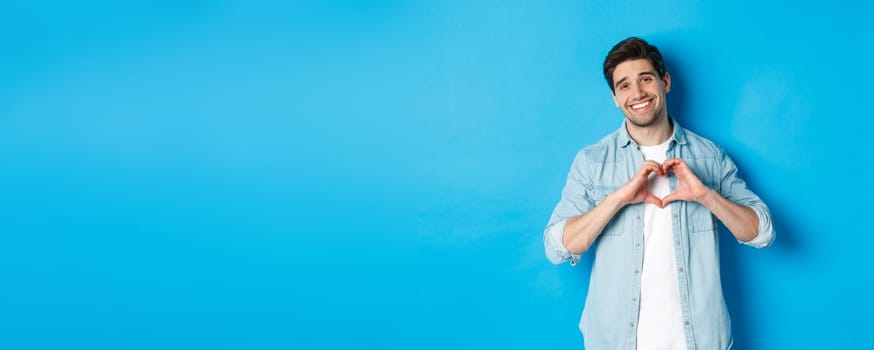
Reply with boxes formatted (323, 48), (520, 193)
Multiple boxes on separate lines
(625, 110), (664, 128)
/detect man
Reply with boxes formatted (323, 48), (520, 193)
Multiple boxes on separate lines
(543, 37), (774, 350)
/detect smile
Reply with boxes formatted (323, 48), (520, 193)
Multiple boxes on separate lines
(629, 99), (652, 112)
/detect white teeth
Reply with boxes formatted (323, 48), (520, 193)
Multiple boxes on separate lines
(631, 101), (650, 109)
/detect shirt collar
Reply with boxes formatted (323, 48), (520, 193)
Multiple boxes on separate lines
(618, 116), (687, 148)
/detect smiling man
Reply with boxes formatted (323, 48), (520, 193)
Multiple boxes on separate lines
(543, 37), (775, 350)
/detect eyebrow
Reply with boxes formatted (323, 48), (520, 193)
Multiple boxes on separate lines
(614, 71), (658, 88)
(639, 71), (657, 78)
(614, 77), (629, 88)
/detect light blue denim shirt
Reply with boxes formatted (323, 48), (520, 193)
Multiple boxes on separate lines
(544, 119), (774, 350)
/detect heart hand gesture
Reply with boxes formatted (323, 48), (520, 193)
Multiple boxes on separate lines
(661, 158), (709, 207)
(614, 160), (665, 208)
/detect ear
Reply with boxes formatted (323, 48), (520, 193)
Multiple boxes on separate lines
(663, 72), (671, 93)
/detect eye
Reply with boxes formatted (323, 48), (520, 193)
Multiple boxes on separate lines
(641, 76), (653, 83)
(618, 83), (629, 90)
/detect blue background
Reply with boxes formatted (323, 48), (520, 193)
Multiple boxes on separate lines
(1, 1), (869, 349)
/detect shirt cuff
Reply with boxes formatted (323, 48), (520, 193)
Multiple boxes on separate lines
(738, 205), (775, 248)
(545, 219), (582, 266)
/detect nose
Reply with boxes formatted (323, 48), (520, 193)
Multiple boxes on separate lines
(632, 83), (646, 99)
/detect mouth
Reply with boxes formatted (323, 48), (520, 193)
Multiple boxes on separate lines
(628, 99), (653, 113)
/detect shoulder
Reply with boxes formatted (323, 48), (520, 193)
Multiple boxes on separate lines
(574, 129), (624, 163)
(680, 127), (726, 159)
(677, 126), (741, 185)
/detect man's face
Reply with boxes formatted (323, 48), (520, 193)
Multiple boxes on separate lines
(611, 58), (671, 128)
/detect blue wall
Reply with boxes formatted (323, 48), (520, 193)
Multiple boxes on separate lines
(1, 1), (869, 349)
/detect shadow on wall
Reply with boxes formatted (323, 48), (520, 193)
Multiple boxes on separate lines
(663, 52), (690, 130)
(718, 157), (803, 350)
(718, 208), (801, 350)
(663, 50), (802, 350)
(662, 51), (762, 349)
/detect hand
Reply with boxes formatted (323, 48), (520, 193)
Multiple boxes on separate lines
(613, 160), (664, 207)
(662, 158), (709, 207)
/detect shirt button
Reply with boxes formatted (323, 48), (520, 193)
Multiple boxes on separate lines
(678, 268), (684, 273)
(684, 321), (690, 326)
(630, 322), (635, 328)
(634, 270), (639, 274)
(632, 298), (637, 302)
(675, 240), (680, 245)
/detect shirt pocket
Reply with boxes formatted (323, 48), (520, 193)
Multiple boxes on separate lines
(687, 176), (719, 234)
(589, 185), (627, 237)
(687, 201), (717, 234)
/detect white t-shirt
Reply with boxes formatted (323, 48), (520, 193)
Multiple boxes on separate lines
(636, 140), (687, 350)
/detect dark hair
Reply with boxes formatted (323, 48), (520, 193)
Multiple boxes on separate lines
(603, 37), (666, 93)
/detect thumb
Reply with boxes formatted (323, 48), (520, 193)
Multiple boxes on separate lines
(645, 193), (663, 208)
(661, 193), (677, 207)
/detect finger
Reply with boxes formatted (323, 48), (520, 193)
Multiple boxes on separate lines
(662, 193), (682, 206)
(643, 160), (663, 172)
(651, 161), (665, 175)
(664, 158), (688, 173)
(645, 193), (663, 207)
(663, 165), (679, 177)
(664, 158), (684, 166)
(642, 162), (657, 171)
(638, 163), (659, 178)
(643, 161), (662, 176)
(661, 196), (674, 207)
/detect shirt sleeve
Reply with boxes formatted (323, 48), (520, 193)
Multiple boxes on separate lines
(544, 151), (596, 265)
(717, 149), (775, 248)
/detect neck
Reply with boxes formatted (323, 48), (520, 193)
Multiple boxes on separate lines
(626, 114), (673, 146)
